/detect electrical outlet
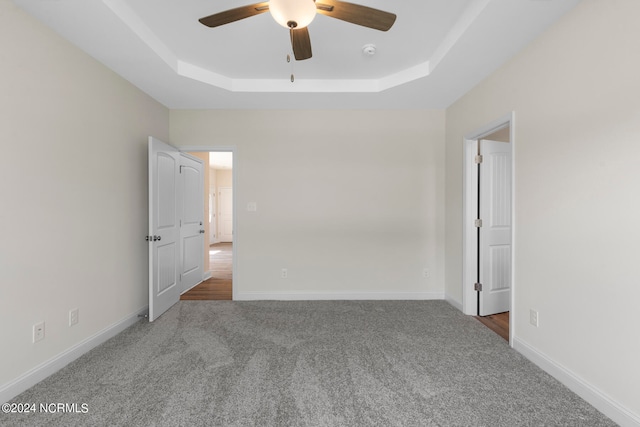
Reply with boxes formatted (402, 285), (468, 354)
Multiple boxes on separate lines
(69, 308), (79, 327)
(423, 269), (428, 278)
(530, 309), (539, 327)
(281, 268), (288, 279)
(33, 322), (45, 343)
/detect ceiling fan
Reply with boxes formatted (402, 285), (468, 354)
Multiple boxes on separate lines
(198, 0), (396, 61)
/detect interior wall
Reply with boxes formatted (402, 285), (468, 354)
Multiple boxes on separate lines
(445, 0), (640, 420)
(482, 126), (510, 143)
(171, 109), (446, 299)
(0, 0), (168, 390)
(216, 169), (233, 188)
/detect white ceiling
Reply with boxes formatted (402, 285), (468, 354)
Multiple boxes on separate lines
(12, 0), (579, 109)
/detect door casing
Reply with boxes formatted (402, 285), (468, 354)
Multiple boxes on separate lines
(462, 113), (515, 346)
(180, 146), (237, 301)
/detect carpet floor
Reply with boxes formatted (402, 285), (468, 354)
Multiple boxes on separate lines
(2, 301), (615, 426)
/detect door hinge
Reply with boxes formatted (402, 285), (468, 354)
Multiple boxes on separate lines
(475, 218), (483, 228)
(475, 154), (483, 164)
(474, 283), (483, 291)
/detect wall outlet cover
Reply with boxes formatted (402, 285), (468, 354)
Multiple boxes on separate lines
(33, 322), (45, 343)
(69, 308), (79, 326)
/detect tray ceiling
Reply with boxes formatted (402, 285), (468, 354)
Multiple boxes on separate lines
(11, 0), (579, 108)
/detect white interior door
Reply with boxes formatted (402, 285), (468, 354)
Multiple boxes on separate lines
(148, 137), (180, 322)
(479, 139), (512, 316)
(219, 187), (233, 242)
(179, 153), (204, 293)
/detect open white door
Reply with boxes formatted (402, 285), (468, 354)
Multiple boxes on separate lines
(148, 137), (180, 322)
(479, 139), (512, 316)
(179, 153), (204, 293)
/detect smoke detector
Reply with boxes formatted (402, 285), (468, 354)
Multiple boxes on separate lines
(362, 44), (376, 56)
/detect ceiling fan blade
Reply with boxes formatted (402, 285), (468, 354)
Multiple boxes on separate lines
(290, 27), (312, 60)
(199, 2), (270, 28)
(316, 0), (396, 31)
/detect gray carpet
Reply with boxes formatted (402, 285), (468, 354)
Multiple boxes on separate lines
(2, 301), (615, 426)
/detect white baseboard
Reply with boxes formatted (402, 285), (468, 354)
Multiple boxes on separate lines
(445, 295), (463, 311)
(0, 307), (148, 404)
(234, 291), (444, 301)
(513, 337), (640, 427)
(180, 279), (204, 295)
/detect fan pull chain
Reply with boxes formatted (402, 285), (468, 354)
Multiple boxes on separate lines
(287, 54), (294, 83)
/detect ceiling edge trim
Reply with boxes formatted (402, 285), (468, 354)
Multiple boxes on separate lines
(429, 0), (492, 72)
(102, 0), (178, 71)
(102, 0), (487, 93)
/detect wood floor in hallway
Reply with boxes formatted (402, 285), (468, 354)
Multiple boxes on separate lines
(181, 242), (232, 300)
(475, 311), (509, 341)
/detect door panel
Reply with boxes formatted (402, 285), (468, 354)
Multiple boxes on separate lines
(149, 137), (180, 322)
(156, 244), (177, 293)
(179, 154), (204, 293)
(479, 140), (512, 316)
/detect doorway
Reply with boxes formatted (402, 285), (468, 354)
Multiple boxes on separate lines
(462, 114), (515, 344)
(181, 150), (234, 301)
(181, 242), (232, 300)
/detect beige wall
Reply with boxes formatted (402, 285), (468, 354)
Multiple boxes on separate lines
(216, 169), (233, 188)
(445, 0), (640, 419)
(482, 126), (510, 143)
(5, 0), (635, 421)
(171, 110), (446, 298)
(0, 0), (168, 389)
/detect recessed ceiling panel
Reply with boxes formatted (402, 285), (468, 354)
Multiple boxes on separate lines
(10, 0), (581, 107)
(126, 0), (473, 80)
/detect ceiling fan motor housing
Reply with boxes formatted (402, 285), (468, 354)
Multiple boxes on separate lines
(198, 0), (396, 62)
(269, 0), (317, 29)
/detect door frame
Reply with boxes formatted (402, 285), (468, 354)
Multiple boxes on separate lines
(462, 112), (515, 346)
(181, 146), (237, 301)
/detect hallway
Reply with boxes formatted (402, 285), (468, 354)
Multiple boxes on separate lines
(180, 243), (232, 300)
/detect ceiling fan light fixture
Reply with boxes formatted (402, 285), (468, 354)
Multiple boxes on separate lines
(269, 0), (317, 29)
